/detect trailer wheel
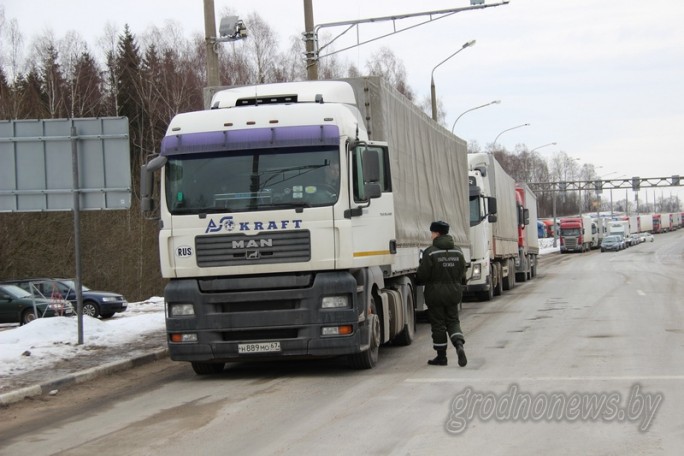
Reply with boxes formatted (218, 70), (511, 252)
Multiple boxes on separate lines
(349, 298), (380, 369)
(191, 361), (225, 375)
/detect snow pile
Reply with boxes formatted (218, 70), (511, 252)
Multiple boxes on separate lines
(0, 297), (165, 378)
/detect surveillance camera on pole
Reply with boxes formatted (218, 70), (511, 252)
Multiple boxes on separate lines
(217, 16), (248, 42)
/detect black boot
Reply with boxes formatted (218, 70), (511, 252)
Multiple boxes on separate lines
(428, 349), (448, 366)
(455, 342), (467, 367)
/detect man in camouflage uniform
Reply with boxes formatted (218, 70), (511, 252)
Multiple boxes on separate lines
(416, 221), (467, 367)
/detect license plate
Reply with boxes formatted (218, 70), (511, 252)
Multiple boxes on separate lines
(238, 342), (281, 354)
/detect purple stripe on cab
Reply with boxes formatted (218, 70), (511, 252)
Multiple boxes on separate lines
(161, 124), (340, 156)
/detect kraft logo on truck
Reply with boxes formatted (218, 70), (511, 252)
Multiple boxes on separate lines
(205, 216), (303, 233)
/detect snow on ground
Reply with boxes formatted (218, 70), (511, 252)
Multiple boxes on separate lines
(539, 237), (560, 255)
(0, 297), (165, 378)
(0, 241), (559, 381)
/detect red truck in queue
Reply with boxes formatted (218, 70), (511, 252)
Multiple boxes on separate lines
(559, 216), (593, 253)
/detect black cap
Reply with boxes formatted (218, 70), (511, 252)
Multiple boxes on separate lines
(430, 221), (449, 235)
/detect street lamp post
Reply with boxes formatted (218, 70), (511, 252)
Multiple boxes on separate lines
(451, 100), (501, 134)
(493, 123), (530, 148)
(431, 40), (476, 121)
(530, 142), (557, 153)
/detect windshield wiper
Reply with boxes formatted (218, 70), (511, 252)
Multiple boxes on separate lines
(257, 163), (328, 191)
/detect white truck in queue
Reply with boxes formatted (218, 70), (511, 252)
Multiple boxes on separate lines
(465, 153), (522, 301)
(141, 77), (471, 374)
(514, 182), (540, 282)
(608, 220), (631, 245)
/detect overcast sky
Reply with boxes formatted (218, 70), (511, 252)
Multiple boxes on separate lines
(3, 0), (683, 203)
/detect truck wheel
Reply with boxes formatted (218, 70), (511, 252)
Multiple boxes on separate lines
(503, 259), (516, 290)
(480, 279), (494, 301)
(516, 269), (528, 283)
(493, 265), (503, 296)
(191, 361), (225, 375)
(393, 289), (415, 346)
(349, 299), (380, 369)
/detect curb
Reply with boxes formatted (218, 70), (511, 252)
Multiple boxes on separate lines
(0, 348), (168, 407)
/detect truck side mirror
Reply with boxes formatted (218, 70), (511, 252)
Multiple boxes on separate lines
(487, 196), (498, 215)
(140, 164), (155, 212)
(488, 213), (498, 223)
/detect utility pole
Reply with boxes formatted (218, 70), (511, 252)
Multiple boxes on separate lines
(204, 0), (220, 87)
(303, 0), (318, 80)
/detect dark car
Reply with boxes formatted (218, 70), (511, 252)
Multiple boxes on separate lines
(2, 278), (128, 319)
(0, 284), (74, 325)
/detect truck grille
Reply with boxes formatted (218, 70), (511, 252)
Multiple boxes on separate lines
(195, 230), (311, 267)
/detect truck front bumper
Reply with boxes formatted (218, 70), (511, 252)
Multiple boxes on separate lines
(164, 271), (371, 363)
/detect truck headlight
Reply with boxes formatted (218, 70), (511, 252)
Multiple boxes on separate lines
(169, 303), (195, 317)
(322, 296), (349, 309)
(471, 263), (481, 280)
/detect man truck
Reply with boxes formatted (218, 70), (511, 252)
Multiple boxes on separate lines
(466, 153), (519, 301)
(141, 77), (471, 374)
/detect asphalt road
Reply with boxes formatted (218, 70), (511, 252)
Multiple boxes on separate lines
(1, 231), (683, 455)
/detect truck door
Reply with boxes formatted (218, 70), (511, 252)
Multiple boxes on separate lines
(349, 142), (395, 266)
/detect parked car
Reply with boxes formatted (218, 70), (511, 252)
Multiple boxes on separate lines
(601, 235), (623, 252)
(1, 278), (127, 319)
(0, 284), (74, 325)
(641, 233), (655, 242)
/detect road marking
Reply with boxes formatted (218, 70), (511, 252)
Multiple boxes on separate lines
(637, 290), (646, 296)
(405, 375), (684, 383)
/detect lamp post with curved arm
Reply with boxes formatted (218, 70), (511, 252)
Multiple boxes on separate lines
(493, 123), (530, 147)
(530, 142), (557, 153)
(450, 100), (501, 133)
(431, 40), (476, 121)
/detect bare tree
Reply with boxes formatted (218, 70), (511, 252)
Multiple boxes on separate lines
(365, 47), (414, 101)
(242, 12), (279, 83)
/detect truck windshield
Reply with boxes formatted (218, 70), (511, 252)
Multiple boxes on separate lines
(165, 146), (340, 214)
(561, 228), (581, 236)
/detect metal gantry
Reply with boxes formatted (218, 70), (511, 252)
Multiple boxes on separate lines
(528, 175), (681, 194)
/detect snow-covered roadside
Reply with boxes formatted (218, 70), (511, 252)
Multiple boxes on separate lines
(0, 297), (165, 379)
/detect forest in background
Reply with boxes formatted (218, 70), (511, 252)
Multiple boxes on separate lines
(1, 8), (678, 300)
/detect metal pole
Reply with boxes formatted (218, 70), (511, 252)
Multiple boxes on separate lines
(71, 125), (84, 345)
(204, 0), (220, 87)
(430, 40), (475, 122)
(552, 188), (557, 247)
(304, 0), (318, 80)
(430, 76), (438, 121)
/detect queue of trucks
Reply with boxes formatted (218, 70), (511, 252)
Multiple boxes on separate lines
(138, 77), (542, 373)
(554, 212), (680, 253)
